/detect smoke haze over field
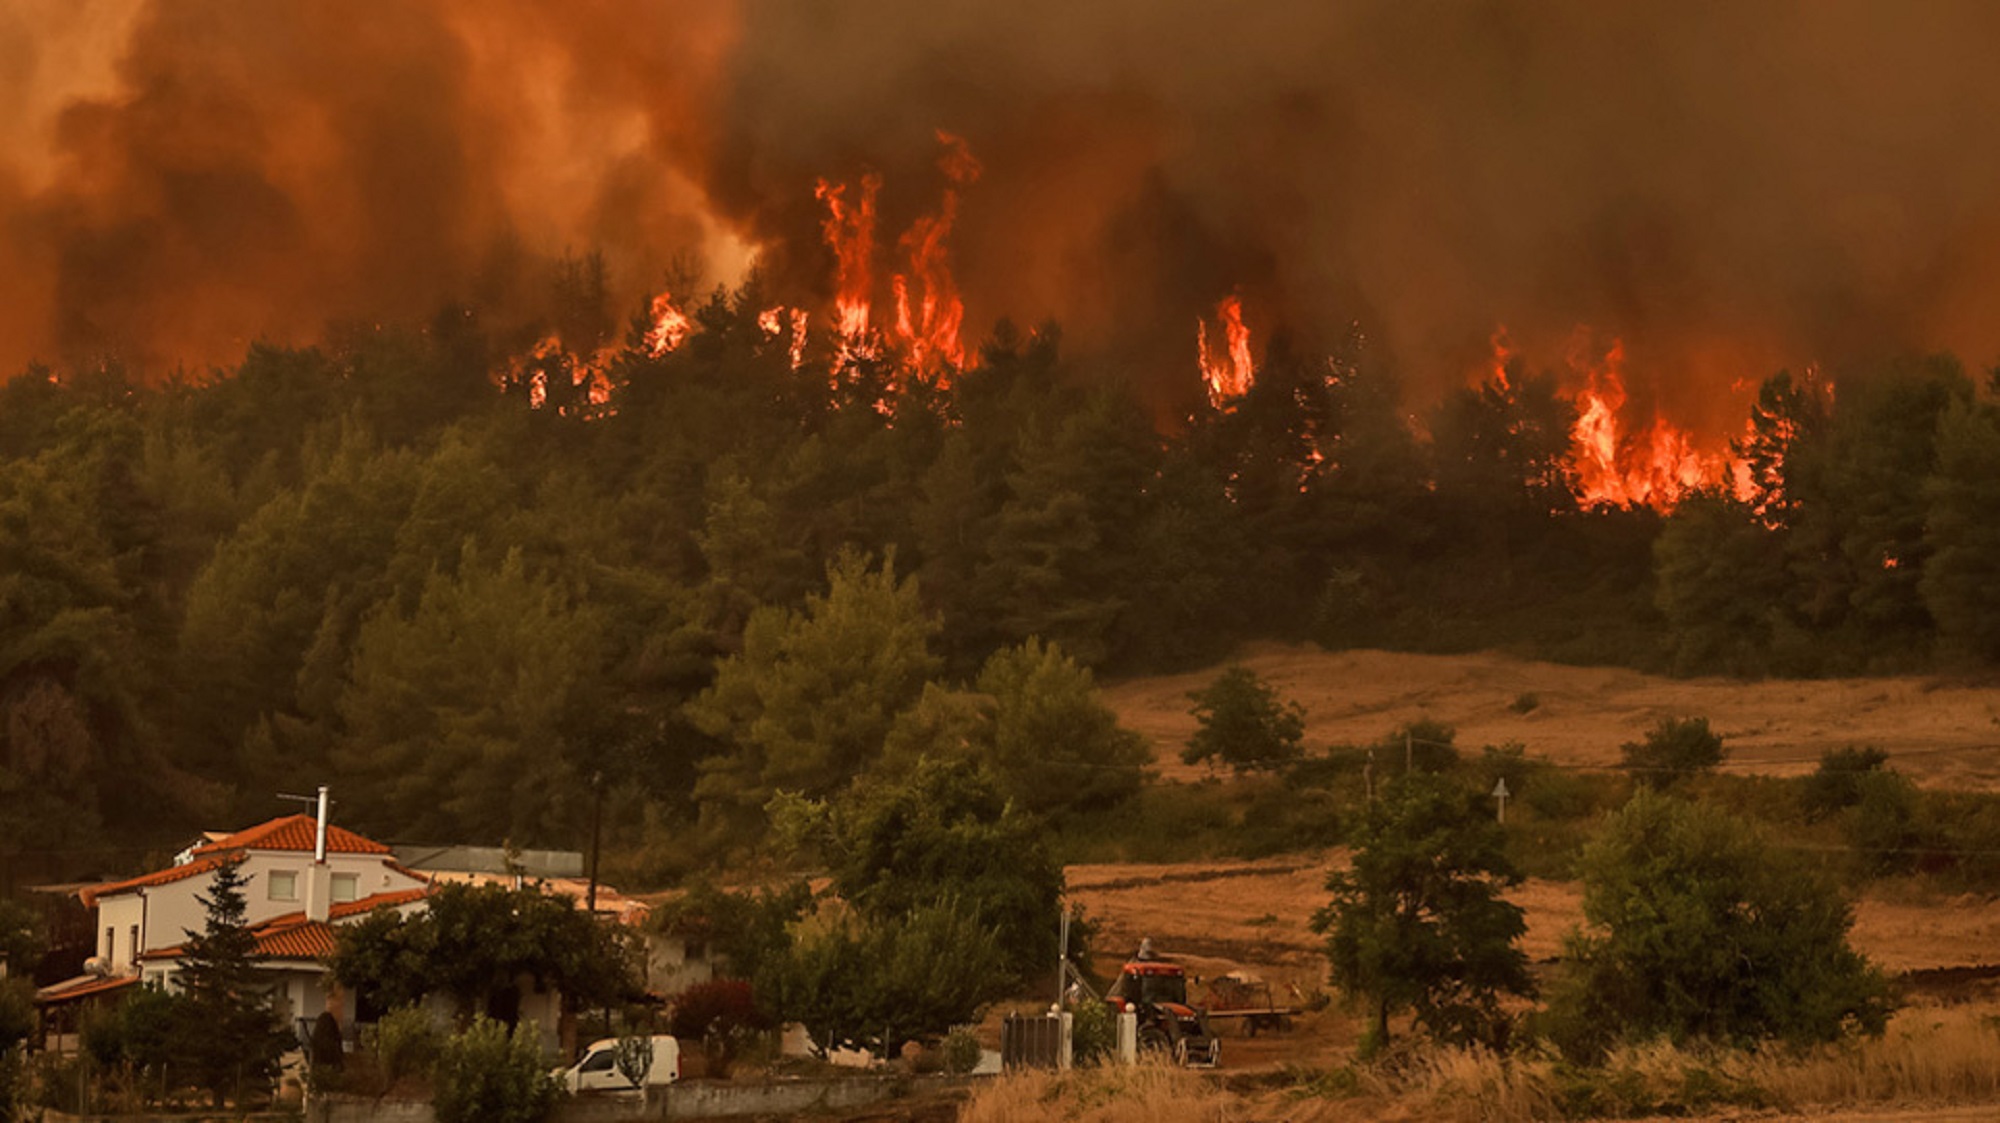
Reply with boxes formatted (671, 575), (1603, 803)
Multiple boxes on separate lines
(7, 0), (2000, 427)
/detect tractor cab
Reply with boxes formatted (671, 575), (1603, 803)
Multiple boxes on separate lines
(1104, 951), (1219, 1067)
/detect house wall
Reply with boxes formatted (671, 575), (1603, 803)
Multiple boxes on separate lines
(97, 895), (144, 970)
(98, 849), (429, 967)
(644, 933), (716, 998)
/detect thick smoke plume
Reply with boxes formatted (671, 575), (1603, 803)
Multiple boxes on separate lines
(8, 0), (2000, 430)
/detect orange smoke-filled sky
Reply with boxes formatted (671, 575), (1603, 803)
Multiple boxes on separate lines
(8, 0), (2000, 430)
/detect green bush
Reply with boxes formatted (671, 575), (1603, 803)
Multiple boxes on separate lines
(1547, 790), (1892, 1060)
(1068, 1000), (1116, 1066)
(433, 1016), (558, 1123)
(1619, 716), (1725, 789)
(940, 1026), (983, 1075)
(1800, 747), (1891, 820)
(373, 1005), (445, 1086)
(1847, 770), (1928, 875)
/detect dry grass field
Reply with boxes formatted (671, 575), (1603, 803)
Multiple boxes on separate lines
(1103, 642), (2000, 791)
(1019, 645), (2000, 1118)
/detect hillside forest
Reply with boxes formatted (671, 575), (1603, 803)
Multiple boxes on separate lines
(5, 266), (1999, 876)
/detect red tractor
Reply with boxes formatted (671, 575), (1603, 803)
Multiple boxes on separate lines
(1104, 956), (1220, 1067)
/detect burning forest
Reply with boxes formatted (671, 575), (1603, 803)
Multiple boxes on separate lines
(8, 0), (2000, 889)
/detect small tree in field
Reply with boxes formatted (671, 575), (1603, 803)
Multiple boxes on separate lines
(1620, 715), (1725, 789)
(173, 860), (292, 1107)
(1311, 773), (1533, 1052)
(1182, 666), (1306, 772)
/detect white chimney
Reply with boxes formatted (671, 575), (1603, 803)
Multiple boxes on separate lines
(304, 784), (332, 921)
(314, 784), (329, 863)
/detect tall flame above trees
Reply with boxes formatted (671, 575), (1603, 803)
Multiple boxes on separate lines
(1199, 295), (1255, 407)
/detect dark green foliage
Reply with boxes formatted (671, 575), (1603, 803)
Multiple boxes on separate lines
(1845, 769), (1930, 876)
(372, 1006), (445, 1087)
(971, 639), (1149, 814)
(760, 900), (1006, 1059)
(1799, 747), (1891, 820)
(309, 1010), (346, 1072)
(651, 880), (811, 988)
(1620, 716), (1725, 789)
(79, 983), (179, 1075)
(1547, 790), (1892, 1059)
(689, 550), (942, 825)
(433, 1016), (559, 1123)
(0, 900), (43, 982)
(172, 861), (292, 1107)
(1182, 665), (1307, 772)
(1921, 396), (2000, 662)
(0, 978), (32, 1053)
(806, 758), (1067, 987)
(1311, 773), (1533, 1051)
(330, 882), (637, 1022)
(1068, 997), (1116, 1065)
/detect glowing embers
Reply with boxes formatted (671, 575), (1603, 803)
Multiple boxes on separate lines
(758, 305), (810, 370)
(508, 335), (614, 414)
(1198, 295), (1254, 408)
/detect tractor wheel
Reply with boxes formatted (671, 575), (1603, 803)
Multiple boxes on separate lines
(1138, 1024), (1172, 1055)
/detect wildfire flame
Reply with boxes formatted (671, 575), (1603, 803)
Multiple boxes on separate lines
(887, 131), (982, 377)
(644, 291), (693, 358)
(814, 172), (880, 347)
(1482, 331), (1749, 512)
(758, 305), (811, 370)
(1198, 295), (1254, 407)
(811, 132), (983, 388)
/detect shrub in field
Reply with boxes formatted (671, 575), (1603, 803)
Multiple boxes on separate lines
(1619, 716), (1724, 789)
(1799, 746), (1890, 820)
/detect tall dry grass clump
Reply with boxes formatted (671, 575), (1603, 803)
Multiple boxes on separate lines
(1744, 1006), (2000, 1109)
(960, 1059), (1243, 1123)
(1353, 1045), (1564, 1123)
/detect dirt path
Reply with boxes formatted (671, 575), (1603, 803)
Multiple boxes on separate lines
(1104, 643), (2000, 790)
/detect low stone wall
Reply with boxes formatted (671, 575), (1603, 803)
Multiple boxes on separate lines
(310, 1075), (966, 1123)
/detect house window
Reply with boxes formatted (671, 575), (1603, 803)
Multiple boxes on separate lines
(269, 870), (299, 901)
(104, 926), (114, 960)
(331, 873), (359, 903)
(130, 924), (140, 959)
(684, 940), (707, 961)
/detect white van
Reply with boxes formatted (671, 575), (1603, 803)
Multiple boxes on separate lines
(554, 1035), (680, 1093)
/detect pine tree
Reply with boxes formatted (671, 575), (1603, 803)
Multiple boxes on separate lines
(173, 859), (292, 1108)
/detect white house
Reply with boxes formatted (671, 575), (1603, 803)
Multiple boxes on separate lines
(39, 804), (430, 1037)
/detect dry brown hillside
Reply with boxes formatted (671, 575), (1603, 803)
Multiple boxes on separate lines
(1103, 642), (2000, 791)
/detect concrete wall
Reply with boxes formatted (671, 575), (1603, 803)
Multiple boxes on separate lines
(309, 1076), (965, 1123)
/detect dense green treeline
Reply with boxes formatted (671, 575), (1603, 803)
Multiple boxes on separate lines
(3, 276), (1996, 870)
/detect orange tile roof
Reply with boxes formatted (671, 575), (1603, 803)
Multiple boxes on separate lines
(79, 854), (238, 908)
(330, 886), (428, 920)
(35, 972), (140, 1006)
(191, 814), (391, 857)
(143, 888), (431, 964)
